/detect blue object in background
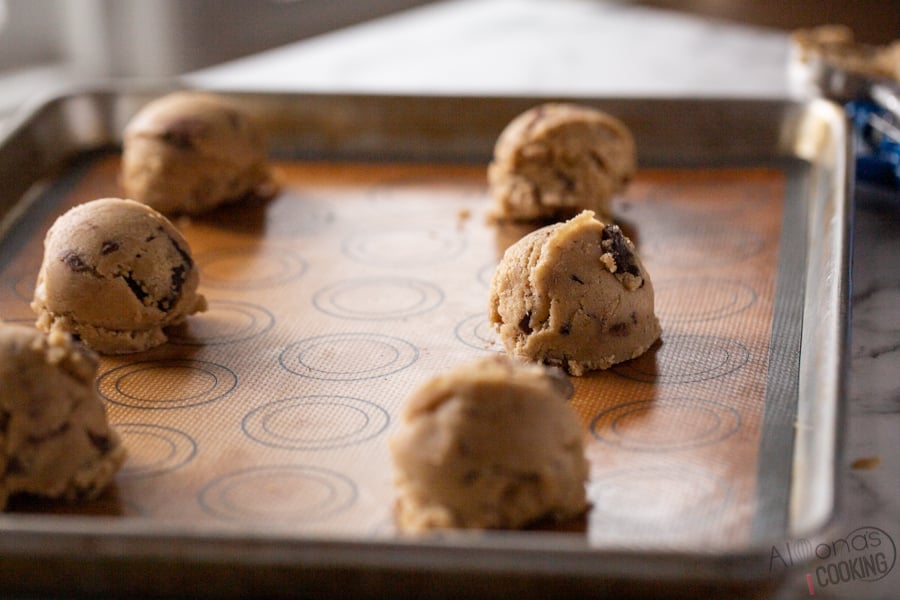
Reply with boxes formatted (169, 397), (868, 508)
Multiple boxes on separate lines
(846, 100), (900, 190)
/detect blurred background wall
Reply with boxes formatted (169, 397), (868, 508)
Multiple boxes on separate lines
(0, 0), (63, 72)
(1, 0), (897, 80)
(0, 0), (437, 77)
(636, 0), (899, 45)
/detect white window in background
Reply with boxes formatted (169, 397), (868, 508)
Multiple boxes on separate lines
(0, 0), (70, 122)
(0, 0), (64, 73)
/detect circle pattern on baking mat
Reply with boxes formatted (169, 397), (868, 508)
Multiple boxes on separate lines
(454, 313), (503, 352)
(654, 279), (757, 323)
(341, 227), (465, 267)
(279, 333), (419, 381)
(476, 261), (498, 287)
(588, 466), (731, 528)
(10, 272), (36, 304)
(112, 423), (197, 479)
(641, 227), (765, 268)
(313, 277), (443, 320)
(590, 397), (741, 451)
(365, 175), (485, 202)
(167, 300), (275, 345)
(0, 317), (35, 326)
(612, 334), (749, 384)
(195, 246), (307, 289)
(198, 465), (357, 523)
(242, 395), (390, 450)
(206, 192), (334, 238)
(98, 359), (238, 409)
(263, 196), (335, 237)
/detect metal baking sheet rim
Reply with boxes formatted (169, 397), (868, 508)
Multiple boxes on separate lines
(0, 84), (850, 592)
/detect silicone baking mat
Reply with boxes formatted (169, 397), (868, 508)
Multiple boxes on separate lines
(0, 153), (791, 552)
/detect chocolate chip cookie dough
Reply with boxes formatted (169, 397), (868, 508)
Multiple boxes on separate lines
(390, 355), (588, 532)
(487, 102), (636, 222)
(489, 210), (660, 376)
(0, 324), (125, 510)
(121, 91), (275, 215)
(32, 198), (207, 354)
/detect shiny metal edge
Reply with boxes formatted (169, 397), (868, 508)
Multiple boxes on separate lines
(0, 84), (850, 596)
(789, 100), (852, 540)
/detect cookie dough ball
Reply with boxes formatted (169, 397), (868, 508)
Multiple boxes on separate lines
(121, 91), (275, 215)
(0, 324), (125, 510)
(790, 24), (857, 64)
(390, 355), (588, 532)
(487, 103), (636, 222)
(875, 40), (900, 81)
(32, 198), (207, 354)
(790, 25), (899, 82)
(489, 210), (660, 376)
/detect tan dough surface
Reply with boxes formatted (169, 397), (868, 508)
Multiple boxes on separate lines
(489, 210), (660, 376)
(0, 324), (125, 510)
(121, 91), (274, 215)
(390, 355), (589, 532)
(31, 198), (206, 354)
(487, 102), (636, 222)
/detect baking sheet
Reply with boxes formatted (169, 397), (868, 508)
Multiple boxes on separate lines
(0, 87), (850, 598)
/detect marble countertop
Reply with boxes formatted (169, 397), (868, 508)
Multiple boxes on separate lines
(191, 1), (898, 597)
(837, 183), (900, 600)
